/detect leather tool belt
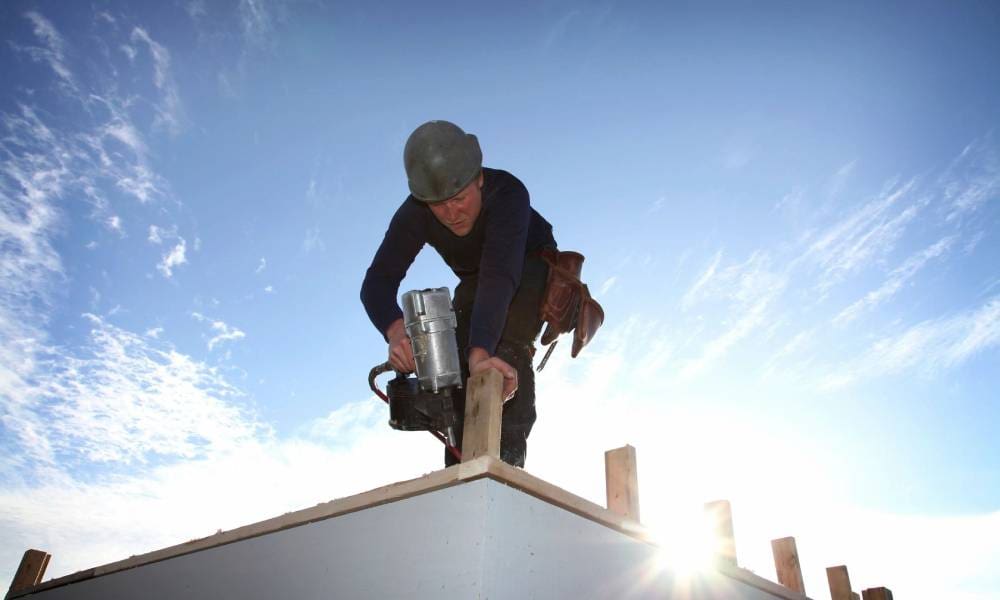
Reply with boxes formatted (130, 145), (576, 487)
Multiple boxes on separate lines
(538, 248), (605, 359)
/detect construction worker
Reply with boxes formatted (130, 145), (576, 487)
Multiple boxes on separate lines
(361, 120), (556, 468)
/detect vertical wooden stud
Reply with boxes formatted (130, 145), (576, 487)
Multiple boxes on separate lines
(862, 588), (894, 600)
(8, 549), (51, 594)
(461, 369), (504, 462)
(604, 445), (640, 521)
(704, 499), (737, 567)
(771, 536), (805, 593)
(827, 565), (855, 600)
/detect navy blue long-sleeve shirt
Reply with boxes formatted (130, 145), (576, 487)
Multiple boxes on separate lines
(360, 168), (556, 354)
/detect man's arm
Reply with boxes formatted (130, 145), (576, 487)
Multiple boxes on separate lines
(467, 174), (532, 400)
(360, 201), (425, 371)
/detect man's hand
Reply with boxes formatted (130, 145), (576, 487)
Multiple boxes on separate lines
(385, 318), (415, 373)
(468, 347), (518, 402)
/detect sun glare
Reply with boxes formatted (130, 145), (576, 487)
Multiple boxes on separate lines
(650, 511), (718, 578)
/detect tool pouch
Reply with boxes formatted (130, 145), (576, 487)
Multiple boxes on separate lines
(538, 249), (605, 358)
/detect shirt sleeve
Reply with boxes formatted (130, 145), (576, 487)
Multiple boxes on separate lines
(468, 177), (531, 354)
(360, 201), (426, 340)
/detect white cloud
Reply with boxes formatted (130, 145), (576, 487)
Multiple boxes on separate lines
(144, 327), (163, 338)
(147, 225), (177, 245)
(106, 214), (122, 234)
(1, 313), (261, 474)
(255, 257), (266, 274)
(191, 312), (247, 351)
(941, 140), (1000, 222)
(681, 249), (723, 310)
(120, 44), (136, 62)
(103, 119), (147, 156)
(186, 0), (207, 21)
(824, 296), (1000, 389)
(239, 0), (275, 47)
(833, 236), (955, 326)
(599, 276), (617, 295)
(130, 27), (183, 134)
(0, 103), (67, 434)
(302, 227), (325, 254)
(264, 285), (274, 294)
(0, 399), (438, 586)
(157, 238), (187, 278)
(827, 159), (857, 198)
(114, 164), (161, 203)
(804, 178), (922, 290)
(148, 225), (163, 244)
(21, 11), (76, 91)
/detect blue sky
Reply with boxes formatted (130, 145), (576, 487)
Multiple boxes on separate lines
(1, 1), (999, 598)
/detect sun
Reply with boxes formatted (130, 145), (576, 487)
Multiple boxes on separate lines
(649, 510), (718, 578)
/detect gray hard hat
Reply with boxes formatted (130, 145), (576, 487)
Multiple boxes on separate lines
(403, 120), (482, 203)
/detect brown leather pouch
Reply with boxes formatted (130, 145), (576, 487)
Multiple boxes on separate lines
(538, 249), (584, 344)
(572, 285), (604, 357)
(537, 249), (604, 357)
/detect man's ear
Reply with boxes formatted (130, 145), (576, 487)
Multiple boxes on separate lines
(478, 171), (484, 188)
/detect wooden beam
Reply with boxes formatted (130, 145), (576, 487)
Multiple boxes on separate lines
(704, 499), (737, 567)
(771, 536), (805, 594)
(461, 369), (504, 462)
(827, 565), (854, 600)
(604, 445), (640, 521)
(8, 549), (51, 595)
(862, 587), (894, 600)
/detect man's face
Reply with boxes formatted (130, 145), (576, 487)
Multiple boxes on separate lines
(428, 172), (483, 236)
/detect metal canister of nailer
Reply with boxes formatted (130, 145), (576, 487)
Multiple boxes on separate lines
(401, 288), (463, 393)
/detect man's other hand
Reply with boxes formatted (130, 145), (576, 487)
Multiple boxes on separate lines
(468, 347), (518, 402)
(385, 319), (415, 373)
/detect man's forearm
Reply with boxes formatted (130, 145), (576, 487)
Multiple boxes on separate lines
(385, 318), (406, 344)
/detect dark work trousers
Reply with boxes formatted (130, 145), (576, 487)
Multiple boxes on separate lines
(444, 252), (550, 468)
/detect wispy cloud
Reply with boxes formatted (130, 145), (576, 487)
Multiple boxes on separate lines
(804, 178), (922, 291)
(239, 0), (275, 47)
(30, 315), (259, 465)
(20, 12), (76, 92)
(302, 227), (325, 254)
(157, 238), (187, 278)
(147, 225), (178, 245)
(681, 249), (723, 310)
(941, 139), (1000, 222)
(824, 296), (1000, 389)
(130, 27), (183, 135)
(599, 276), (617, 295)
(827, 159), (857, 199)
(106, 214), (123, 235)
(148, 225), (163, 244)
(192, 312), (247, 351)
(833, 236), (956, 326)
(679, 252), (787, 377)
(255, 257), (266, 274)
(0, 396), (438, 584)
(186, 0), (207, 21)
